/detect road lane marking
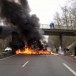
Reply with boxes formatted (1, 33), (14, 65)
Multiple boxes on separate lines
(63, 63), (76, 76)
(22, 61), (29, 68)
(0, 55), (16, 60)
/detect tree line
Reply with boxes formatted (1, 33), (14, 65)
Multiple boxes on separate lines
(54, 0), (76, 30)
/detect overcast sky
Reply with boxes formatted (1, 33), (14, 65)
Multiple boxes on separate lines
(28, 0), (68, 24)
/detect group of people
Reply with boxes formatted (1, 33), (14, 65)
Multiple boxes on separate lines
(49, 22), (54, 29)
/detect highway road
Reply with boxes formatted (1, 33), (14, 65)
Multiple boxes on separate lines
(0, 54), (76, 76)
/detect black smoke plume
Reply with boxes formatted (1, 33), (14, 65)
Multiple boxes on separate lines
(0, 0), (43, 53)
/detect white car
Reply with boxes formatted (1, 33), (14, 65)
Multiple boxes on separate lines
(5, 47), (12, 52)
(3, 47), (12, 54)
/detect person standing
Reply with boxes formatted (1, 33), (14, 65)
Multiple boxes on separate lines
(49, 22), (54, 29)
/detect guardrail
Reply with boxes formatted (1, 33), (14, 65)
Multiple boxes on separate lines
(40, 24), (76, 30)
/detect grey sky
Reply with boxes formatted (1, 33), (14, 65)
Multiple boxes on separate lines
(28, 0), (68, 24)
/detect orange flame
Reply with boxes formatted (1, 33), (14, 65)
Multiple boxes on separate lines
(16, 46), (51, 55)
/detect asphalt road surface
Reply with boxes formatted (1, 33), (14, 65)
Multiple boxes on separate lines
(0, 54), (76, 76)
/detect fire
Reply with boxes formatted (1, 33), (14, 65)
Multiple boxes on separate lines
(16, 46), (51, 55)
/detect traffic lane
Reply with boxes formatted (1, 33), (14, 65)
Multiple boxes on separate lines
(17, 55), (52, 76)
(0, 55), (75, 76)
(58, 55), (76, 72)
(0, 54), (31, 63)
(0, 55), (30, 76)
(0, 55), (48, 76)
(46, 55), (75, 76)
(18, 55), (74, 76)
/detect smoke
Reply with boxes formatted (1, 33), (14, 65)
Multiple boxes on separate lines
(0, 26), (16, 38)
(0, 0), (43, 53)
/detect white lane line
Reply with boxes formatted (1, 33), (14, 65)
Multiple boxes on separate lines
(63, 63), (76, 76)
(0, 55), (16, 60)
(22, 61), (29, 68)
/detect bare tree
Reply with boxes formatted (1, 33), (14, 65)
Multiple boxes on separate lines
(68, 8), (73, 28)
(66, 0), (76, 29)
(61, 6), (70, 29)
(54, 12), (62, 29)
(71, 2), (76, 29)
